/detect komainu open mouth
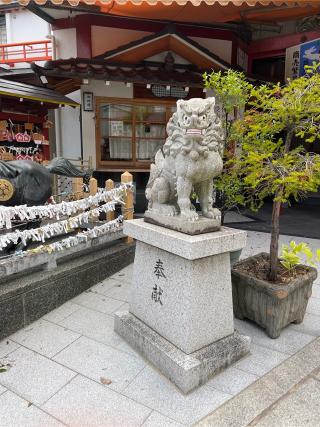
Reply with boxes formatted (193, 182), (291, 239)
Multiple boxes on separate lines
(185, 128), (203, 135)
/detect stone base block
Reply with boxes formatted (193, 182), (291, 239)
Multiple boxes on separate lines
(114, 311), (251, 394)
(144, 211), (220, 235)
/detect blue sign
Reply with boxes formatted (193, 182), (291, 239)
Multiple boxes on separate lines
(299, 39), (320, 76)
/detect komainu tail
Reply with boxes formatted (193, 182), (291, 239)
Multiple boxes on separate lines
(46, 157), (92, 182)
(145, 149), (165, 201)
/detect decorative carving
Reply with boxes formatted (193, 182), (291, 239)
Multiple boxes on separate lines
(164, 51), (175, 72)
(297, 15), (320, 32)
(0, 179), (14, 202)
(145, 97), (224, 223)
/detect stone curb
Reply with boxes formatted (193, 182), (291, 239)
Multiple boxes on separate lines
(195, 337), (320, 427)
(0, 240), (135, 341)
(0, 228), (124, 280)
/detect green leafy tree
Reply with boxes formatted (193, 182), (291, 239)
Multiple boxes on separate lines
(203, 69), (252, 146)
(203, 69), (252, 221)
(236, 63), (320, 281)
(213, 165), (246, 223)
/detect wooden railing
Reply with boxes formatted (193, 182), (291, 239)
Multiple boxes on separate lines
(0, 40), (52, 65)
(71, 172), (133, 211)
(72, 172), (134, 244)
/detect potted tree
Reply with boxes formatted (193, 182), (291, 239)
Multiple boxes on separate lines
(230, 63), (320, 338)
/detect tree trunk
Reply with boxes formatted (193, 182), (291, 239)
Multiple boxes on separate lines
(269, 199), (282, 281)
(268, 128), (294, 282)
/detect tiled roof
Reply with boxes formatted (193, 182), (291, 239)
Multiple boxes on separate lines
(32, 59), (204, 87)
(0, 78), (79, 107)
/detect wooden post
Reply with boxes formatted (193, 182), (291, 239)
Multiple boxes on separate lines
(89, 177), (98, 196)
(52, 174), (58, 199)
(105, 179), (115, 222)
(121, 171), (134, 243)
(72, 177), (83, 200)
(89, 177), (98, 218)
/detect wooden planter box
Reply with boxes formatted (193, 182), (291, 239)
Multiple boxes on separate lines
(231, 253), (317, 338)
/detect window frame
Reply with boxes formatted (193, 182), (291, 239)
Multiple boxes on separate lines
(0, 15), (6, 46)
(95, 97), (176, 171)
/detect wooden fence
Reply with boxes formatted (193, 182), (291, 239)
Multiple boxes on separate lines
(72, 171), (134, 243)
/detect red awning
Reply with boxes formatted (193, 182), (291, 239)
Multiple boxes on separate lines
(2, 1), (319, 25)
(0, 0), (317, 5)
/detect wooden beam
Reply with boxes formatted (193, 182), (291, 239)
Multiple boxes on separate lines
(76, 15), (92, 59)
(52, 13), (244, 40)
(53, 78), (81, 95)
(0, 111), (45, 123)
(26, 3), (55, 24)
(248, 29), (320, 55)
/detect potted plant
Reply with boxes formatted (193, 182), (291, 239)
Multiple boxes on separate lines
(230, 63), (320, 337)
(233, 244), (318, 338)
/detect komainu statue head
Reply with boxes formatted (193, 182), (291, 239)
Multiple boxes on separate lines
(176, 97), (215, 135)
(163, 97), (224, 159)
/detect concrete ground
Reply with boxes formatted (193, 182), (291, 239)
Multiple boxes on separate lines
(231, 202), (320, 240)
(0, 229), (319, 427)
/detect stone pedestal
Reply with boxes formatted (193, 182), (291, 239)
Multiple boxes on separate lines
(144, 211), (221, 235)
(114, 219), (250, 393)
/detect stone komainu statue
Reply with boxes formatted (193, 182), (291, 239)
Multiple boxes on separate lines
(145, 97), (224, 221)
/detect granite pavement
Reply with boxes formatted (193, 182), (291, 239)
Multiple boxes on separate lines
(0, 228), (319, 426)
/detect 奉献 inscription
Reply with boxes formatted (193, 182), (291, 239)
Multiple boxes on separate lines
(154, 259), (166, 279)
(151, 284), (163, 305)
(151, 258), (166, 305)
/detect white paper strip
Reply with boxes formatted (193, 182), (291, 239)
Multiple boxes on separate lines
(0, 198), (120, 250)
(23, 216), (124, 255)
(0, 183), (132, 229)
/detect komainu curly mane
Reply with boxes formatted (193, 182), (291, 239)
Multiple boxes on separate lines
(163, 108), (224, 159)
(145, 97), (224, 222)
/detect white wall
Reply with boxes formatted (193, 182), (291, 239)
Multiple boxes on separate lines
(53, 28), (77, 59)
(91, 26), (232, 65)
(5, 9), (49, 44)
(91, 26), (151, 57)
(59, 90), (81, 159)
(191, 37), (232, 64)
(3, 10), (76, 65)
(81, 81), (133, 168)
(4, 9), (50, 69)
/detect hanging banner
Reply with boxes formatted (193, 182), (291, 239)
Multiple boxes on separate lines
(15, 132), (31, 143)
